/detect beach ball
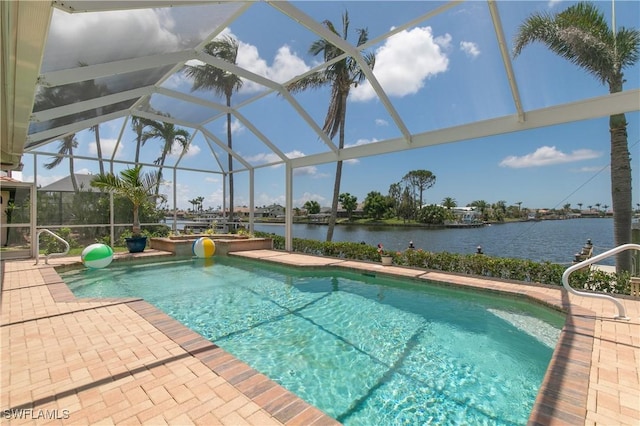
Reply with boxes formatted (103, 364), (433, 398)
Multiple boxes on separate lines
(192, 237), (216, 258)
(81, 243), (113, 269)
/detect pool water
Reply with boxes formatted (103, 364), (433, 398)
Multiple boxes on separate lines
(63, 257), (564, 425)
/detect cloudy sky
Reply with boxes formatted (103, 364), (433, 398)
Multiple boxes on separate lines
(21, 0), (640, 212)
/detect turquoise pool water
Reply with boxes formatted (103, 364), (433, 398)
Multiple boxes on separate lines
(63, 257), (564, 425)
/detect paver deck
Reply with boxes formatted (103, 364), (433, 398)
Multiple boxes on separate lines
(2, 250), (639, 425)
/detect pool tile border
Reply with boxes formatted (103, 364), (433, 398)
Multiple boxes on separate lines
(228, 251), (604, 425)
(3, 251), (638, 425)
(36, 264), (339, 426)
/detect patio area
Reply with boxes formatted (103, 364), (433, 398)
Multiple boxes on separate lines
(1, 250), (639, 425)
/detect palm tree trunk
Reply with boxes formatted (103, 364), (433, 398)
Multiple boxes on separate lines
(227, 95), (234, 226)
(326, 161), (343, 242)
(94, 124), (104, 175)
(155, 151), (166, 197)
(610, 112), (632, 273)
(135, 125), (142, 163)
(66, 135), (79, 192)
(326, 92), (348, 242)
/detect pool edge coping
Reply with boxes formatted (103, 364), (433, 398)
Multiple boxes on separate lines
(14, 251), (600, 424)
(25, 259), (340, 426)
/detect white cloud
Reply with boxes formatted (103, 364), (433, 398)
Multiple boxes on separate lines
(571, 165), (609, 173)
(244, 152), (284, 165)
(295, 192), (327, 206)
(238, 44), (310, 92)
(89, 138), (124, 159)
(44, 9), (180, 72)
(203, 28), (310, 93)
(168, 143), (201, 158)
(460, 41), (480, 58)
(499, 146), (602, 168)
(351, 26), (450, 101)
(230, 119), (245, 135)
(375, 119), (389, 127)
(345, 138), (379, 149)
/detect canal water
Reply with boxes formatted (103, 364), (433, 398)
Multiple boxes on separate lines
(253, 218), (615, 265)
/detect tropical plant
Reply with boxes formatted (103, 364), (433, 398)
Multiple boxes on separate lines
(90, 165), (161, 236)
(287, 11), (375, 242)
(131, 116), (156, 163)
(338, 193), (358, 220)
(417, 204), (447, 225)
(514, 1), (639, 272)
(44, 134), (79, 192)
(140, 121), (190, 196)
(442, 197), (457, 210)
(75, 72), (110, 175)
(304, 200), (321, 215)
(363, 191), (389, 220)
(185, 36), (243, 223)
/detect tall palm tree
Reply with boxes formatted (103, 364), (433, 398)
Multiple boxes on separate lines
(185, 36), (243, 223)
(514, 1), (639, 272)
(44, 134), (79, 192)
(76, 73), (109, 175)
(287, 11), (375, 241)
(131, 116), (156, 164)
(140, 121), (190, 196)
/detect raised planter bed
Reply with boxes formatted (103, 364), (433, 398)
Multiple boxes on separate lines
(150, 234), (273, 257)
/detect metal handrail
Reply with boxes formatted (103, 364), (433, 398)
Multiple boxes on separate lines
(35, 229), (70, 265)
(562, 243), (640, 320)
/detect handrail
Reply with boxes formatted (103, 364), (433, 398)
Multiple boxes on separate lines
(562, 243), (640, 320)
(35, 229), (70, 265)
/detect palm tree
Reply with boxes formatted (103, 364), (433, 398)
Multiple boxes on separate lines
(44, 134), (79, 192)
(141, 121), (190, 196)
(287, 11), (375, 242)
(514, 1), (639, 272)
(90, 165), (160, 237)
(185, 36), (243, 224)
(442, 197), (457, 210)
(131, 116), (156, 163)
(76, 74), (109, 175)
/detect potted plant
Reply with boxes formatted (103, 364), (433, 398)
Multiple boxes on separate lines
(377, 243), (393, 266)
(91, 165), (160, 253)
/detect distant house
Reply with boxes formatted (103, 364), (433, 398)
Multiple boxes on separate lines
(38, 174), (95, 193)
(448, 206), (481, 223)
(255, 204), (285, 218)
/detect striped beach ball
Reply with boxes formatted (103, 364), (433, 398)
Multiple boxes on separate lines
(81, 243), (114, 269)
(192, 237), (216, 258)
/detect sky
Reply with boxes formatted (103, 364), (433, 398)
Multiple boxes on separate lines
(16, 0), (640, 212)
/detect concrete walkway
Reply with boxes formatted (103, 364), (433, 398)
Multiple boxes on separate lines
(2, 250), (638, 425)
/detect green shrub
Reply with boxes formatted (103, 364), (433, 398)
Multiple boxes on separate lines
(255, 231), (630, 294)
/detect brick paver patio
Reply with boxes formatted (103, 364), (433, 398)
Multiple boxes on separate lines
(2, 250), (638, 425)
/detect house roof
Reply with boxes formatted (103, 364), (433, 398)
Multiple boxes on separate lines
(38, 174), (96, 192)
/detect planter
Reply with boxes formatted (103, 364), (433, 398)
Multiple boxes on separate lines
(125, 236), (147, 253)
(381, 255), (393, 266)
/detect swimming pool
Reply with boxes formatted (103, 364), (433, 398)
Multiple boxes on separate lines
(62, 257), (564, 425)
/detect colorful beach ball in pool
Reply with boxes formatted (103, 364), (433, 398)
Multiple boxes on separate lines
(192, 237), (216, 258)
(81, 243), (114, 269)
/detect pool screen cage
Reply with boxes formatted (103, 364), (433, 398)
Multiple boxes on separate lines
(2, 0), (638, 257)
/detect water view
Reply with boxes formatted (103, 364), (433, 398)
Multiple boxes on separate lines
(254, 218), (614, 265)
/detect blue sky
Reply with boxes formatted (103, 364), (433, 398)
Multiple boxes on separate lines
(20, 0), (640, 212)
